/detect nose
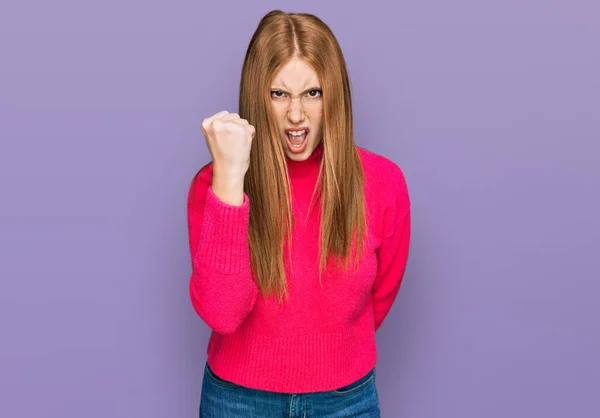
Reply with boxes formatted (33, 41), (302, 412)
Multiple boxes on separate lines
(287, 98), (305, 124)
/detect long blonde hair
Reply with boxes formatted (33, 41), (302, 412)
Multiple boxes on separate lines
(196, 10), (367, 303)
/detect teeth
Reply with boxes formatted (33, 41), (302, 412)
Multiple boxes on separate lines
(288, 130), (306, 136)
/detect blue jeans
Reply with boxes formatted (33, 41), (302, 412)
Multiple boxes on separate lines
(199, 362), (380, 417)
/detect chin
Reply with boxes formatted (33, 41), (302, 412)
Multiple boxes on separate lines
(284, 143), (313, 160)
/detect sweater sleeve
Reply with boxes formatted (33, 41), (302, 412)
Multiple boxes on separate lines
(186, 170), (259, 335)
(372, 165), (411, 332)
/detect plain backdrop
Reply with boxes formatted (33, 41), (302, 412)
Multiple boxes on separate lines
(1, 1), (598, 417)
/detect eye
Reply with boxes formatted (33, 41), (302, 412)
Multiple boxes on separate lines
(307, 89), (322, 98)
(270, 90), (285, 98)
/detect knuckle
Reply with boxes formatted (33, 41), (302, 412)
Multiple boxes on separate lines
(212, 120), (224, 131)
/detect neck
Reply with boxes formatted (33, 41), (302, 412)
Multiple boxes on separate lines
(286, 142), (324, 178)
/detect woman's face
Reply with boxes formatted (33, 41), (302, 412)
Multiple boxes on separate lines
(270, 57), (323, 161)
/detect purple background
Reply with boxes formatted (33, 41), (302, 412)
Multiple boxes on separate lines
(1, 1), (599, 417)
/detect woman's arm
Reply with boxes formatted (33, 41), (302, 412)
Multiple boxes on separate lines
(372, 163), (411, 331)
(186, 169), (258, 335)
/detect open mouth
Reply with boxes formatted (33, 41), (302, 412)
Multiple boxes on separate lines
(285, 128), (309, 153)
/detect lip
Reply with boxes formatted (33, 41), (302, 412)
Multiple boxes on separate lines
(285, 127), (309, 133)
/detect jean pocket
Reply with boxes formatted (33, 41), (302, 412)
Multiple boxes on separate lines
(331, 368), (376, 396)
(204, 362), (243, 389)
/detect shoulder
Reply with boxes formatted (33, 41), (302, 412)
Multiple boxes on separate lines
(356, 146), (410, 212)
(357, 146), (406, 182)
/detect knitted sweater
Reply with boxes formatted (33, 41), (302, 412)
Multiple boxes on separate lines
(186, 143), (411, 393)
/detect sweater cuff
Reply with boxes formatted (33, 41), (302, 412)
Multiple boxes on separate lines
(196, 186), (251, 275)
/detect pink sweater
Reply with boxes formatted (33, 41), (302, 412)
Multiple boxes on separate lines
(187, 143), (411, 393)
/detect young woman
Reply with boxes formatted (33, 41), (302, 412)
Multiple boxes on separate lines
(187, 9), (411, 417)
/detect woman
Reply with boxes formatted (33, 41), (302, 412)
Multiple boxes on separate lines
(187, 9), (411, 417)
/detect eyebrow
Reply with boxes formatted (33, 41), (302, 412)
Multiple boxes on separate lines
(270, 86), (322, 93)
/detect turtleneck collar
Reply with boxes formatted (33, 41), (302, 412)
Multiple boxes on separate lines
(286, 142), (324, 179)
